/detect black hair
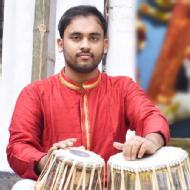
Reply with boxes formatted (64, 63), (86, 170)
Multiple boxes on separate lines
(58, 5), (107, 38)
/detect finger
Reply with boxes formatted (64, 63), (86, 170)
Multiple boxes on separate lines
(64, 138), (77, 144)
(124, 136), (145, 159)
(138, 142), (147, 158)
(56, 138), (77, 146)
(54, 138), (77, 149)
(55, 142), (71, 149)
(77, 146), (85, 149)
(138, 139), (158, 158)
(131, 141), (142, 160)
(123, 142), (132, 160)
(66, 141), (75, 146)
(123, 137), (143, 160)
(65, 138), (77, 142)
(113, 142), (124, 151)
(63, 138), (77, 147)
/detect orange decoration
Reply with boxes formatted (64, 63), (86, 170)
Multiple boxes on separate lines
(148, 0), (190, 103)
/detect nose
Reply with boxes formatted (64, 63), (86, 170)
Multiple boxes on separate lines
(80, 38), (90, 51)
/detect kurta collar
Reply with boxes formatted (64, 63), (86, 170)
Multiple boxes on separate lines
(59, 69), (101, 90)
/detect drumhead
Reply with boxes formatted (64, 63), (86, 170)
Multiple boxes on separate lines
(108, 146), (188, 172)
(53, 148), (105, 168)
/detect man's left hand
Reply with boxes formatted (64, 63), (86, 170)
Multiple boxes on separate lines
(113, 133), (164, 160)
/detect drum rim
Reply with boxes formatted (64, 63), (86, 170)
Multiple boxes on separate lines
(107, 146), (188, 172)
(53, 148), (105, 168)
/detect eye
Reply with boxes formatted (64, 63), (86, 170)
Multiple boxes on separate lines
(71, 35), (81, 41)
(90, 36), (99, 42)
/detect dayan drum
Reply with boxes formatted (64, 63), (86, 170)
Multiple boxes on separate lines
(107, 146), (190, 190)
(35, 148), (105, 190)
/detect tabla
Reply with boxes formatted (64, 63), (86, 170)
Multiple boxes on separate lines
(35, 148), (105, 190)
(107, 146), (190, 190)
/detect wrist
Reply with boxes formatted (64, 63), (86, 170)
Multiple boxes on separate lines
(145, 133), (164, 148)
(35, 155), (48, 175)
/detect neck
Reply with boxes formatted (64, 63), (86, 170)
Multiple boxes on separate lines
(64, 66), (99, 84)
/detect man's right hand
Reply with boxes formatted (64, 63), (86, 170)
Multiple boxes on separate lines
(35, 138), (77, 174)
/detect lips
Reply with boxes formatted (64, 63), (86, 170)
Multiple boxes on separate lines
(77, 53), (93, 58)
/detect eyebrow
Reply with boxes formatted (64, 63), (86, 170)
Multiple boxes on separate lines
(70, 32), (81, 36)
(89, 33), (101, 36)
(69, 32), (102, 36)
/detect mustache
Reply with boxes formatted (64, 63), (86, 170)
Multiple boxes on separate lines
(76, 52), (94, 57)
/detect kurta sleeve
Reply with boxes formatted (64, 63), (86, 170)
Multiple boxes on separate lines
(7, 84), (46, 179)
(124, 78), (170, 144)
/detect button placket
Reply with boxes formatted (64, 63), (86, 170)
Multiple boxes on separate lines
(80, 89), (91, 150)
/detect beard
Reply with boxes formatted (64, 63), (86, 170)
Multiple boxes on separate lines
(64, 51), (104, 73)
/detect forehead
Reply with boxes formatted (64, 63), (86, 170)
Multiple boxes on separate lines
(64, 15), (104, 34)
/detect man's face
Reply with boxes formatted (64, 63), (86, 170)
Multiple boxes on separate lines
(57, 15), (108, 73)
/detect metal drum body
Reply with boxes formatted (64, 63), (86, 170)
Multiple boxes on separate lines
(108, 147), (190, 190)
(35, 148), (105, 190)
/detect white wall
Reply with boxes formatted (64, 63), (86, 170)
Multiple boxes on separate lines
(0, 0), (36, 171)
(106, 0), (136, 79)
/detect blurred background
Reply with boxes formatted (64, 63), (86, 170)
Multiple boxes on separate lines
(136, 0), (190, 138)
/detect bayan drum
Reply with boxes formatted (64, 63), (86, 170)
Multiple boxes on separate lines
(107, 146), (190, 190)
(35, 148), (105, 190)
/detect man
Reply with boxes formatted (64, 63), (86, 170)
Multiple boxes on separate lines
(7, 5), (170, 189)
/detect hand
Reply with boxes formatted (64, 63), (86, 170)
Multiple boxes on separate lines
(36, 138), (77, 174)
(113, 133), (164, 160)
(51, 138), (77, 151)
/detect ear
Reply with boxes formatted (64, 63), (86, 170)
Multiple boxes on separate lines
(103, 38), (109, 54)
(57, 38), (64, 53)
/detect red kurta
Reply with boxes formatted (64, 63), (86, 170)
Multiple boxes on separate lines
(7, 71), (170, 179)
